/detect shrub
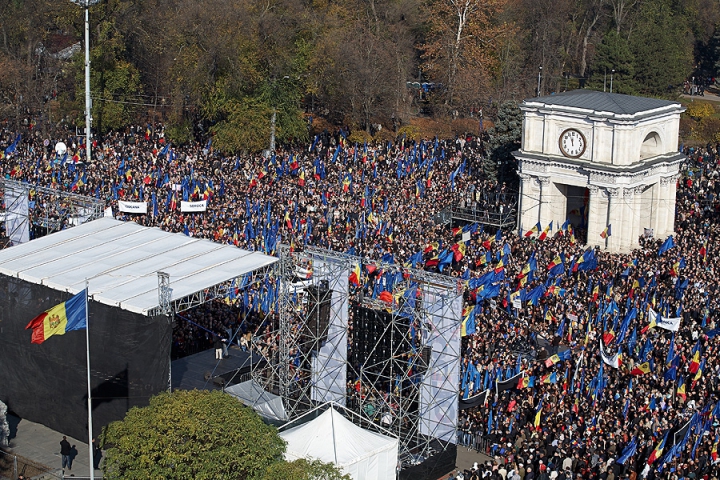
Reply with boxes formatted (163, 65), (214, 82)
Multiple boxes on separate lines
(685, 101), (715, 119)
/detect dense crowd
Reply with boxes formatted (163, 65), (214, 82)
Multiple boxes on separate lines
(3, 125), (720, 479)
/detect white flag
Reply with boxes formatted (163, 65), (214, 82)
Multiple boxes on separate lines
(599, 340), (620, 369)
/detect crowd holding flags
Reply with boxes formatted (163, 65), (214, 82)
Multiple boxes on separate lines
(7, 125), (720, 478)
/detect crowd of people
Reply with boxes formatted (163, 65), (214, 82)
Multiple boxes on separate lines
(3, 123), (720, 479)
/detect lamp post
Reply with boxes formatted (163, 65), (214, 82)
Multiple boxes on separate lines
(70, 5), (98, 478)
(537, 66), (542, 97)
(72, 0), (99, 165)
(610, 69), (615, 93)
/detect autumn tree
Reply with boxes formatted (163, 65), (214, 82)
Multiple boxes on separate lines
(308, 0), (421, 130)
(422, 0), (511, 112)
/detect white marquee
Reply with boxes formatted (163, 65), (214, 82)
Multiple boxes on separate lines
(0, 217), (277, 315)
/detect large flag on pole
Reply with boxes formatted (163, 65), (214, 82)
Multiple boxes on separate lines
(25, 290), (87, 344)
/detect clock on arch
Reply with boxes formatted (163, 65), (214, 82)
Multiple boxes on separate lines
(558, 128), (587, 158)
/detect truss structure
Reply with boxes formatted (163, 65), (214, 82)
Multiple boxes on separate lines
(146, 263), (278, 317)
(252, 245), (463, 464)
(0, 178), (104, 248)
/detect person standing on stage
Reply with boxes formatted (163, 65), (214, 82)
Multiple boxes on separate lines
(214, 335), (224, 360)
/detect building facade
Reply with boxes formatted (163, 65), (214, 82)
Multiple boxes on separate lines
(514, 90), (685, 252)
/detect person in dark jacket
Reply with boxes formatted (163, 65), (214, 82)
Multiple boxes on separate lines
(60, 436), (71, 471)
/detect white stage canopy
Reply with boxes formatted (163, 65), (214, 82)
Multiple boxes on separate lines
(280, 406), (398, 480)
(0, 217), (277, 315)
(225, 380), (287, 422)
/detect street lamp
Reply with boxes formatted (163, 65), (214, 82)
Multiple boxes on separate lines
(71, 0), (99, 166)
(72, 4), (99, 480)
(610, 69), (615, 93)
(537, 66), (542, 97)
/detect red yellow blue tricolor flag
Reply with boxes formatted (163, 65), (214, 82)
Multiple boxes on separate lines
(25, 290), (87, 344)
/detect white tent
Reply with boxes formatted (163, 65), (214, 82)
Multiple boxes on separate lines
(279, 406), (398, 480)
(0, 217), (277, 315)
(224, 380), (287, 422)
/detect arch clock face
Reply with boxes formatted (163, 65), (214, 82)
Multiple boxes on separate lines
(559, 128), (586, 158)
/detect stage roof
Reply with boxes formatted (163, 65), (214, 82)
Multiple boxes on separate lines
(0, 217), (277, 316)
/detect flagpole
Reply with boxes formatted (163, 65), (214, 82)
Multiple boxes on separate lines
(85, 278), (95, 480)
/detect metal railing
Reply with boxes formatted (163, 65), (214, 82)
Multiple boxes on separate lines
(450, 206), (517, 230)
(432, 205), (518, 230)
(0, 449), (62, 480)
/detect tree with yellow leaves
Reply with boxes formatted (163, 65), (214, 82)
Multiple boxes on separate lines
(421, 0), (513, 111)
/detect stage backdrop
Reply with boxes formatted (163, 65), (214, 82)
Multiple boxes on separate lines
(0, 274), (171, 441)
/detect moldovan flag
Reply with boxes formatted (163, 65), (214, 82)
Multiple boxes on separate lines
(630, 362), (651, 376)
(538, 222), (552, 241)
(545, 354), (561, 368)
(676, 377), (686, 401)
(26, 290), (87, 344)
(689, 348), (701, 374)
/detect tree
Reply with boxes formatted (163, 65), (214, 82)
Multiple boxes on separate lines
(628, 0), (693, 95)
(422, 0), (511, 111)
(484, 100), (521, 184)
(66, 0), (144, 134)
(587, 30), (636, 94)
(102, 389), (286, 480)
(262, 458), (351, 480)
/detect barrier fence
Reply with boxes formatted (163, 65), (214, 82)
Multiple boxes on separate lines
(0, 449), (62, 480)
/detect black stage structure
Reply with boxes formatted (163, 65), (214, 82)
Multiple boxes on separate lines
(0, 217), (277, 441)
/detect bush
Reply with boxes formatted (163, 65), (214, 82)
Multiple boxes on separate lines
(348, 130), (372, 145)
(451, 118), (482, 137)
(397, 124), (422, 141)
(679, 117), (694, 140)
(685, 101), (715, 119)
(700, 117), (720, 143)
(310, 117), (335, 136)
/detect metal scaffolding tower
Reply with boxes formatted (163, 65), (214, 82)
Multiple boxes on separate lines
(252, 245), (463, 463)
(0, 178), (105, 248)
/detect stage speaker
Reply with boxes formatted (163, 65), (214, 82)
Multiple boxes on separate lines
(305, 285), (332, 346)
(417, 346), (432, 373)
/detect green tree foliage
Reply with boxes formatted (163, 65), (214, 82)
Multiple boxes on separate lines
(54, 0), (146, 133)
(262, 458), (352, 480)
(101, 390), (286, 480)
(3, 0), (720, 144)
(586, 30), (636, 94)
(628, 0), (694, 95)
(483, 101), (522, 183)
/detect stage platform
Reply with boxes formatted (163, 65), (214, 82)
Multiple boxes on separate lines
(171, 345), (265, 391)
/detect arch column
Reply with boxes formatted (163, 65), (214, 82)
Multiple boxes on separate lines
(656, 175), (678, 237)
(537, 176), (551, 229)
(518, 173), (541, 234)
(586, 185), (606, 246)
